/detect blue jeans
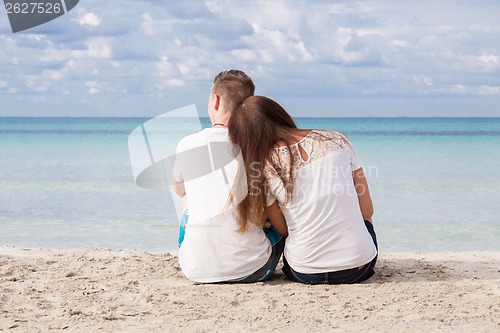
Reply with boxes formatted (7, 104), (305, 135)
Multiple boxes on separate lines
(177, 209), (189, 247)
(282, 220), (378, 284)
(229, 229), (284, 283)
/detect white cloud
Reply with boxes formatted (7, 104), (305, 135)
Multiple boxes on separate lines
(141, 12), (157, 36)
(230, 49), (257, 62)
(0, 80), (16, 93)
(479, 54), (499, 64)
(242, 26), (305, 63)
(74, 13), (102, 27)
(84, 81), (100, 94)
(450, 84), (469, 94)
(42, 69), (65, 80)
(479, 85), (500, 95)
(164, 79), (185, 88)
(478, 54), (499, 71)
(85, 38), (113, 59)
(413, 75), (433, 87)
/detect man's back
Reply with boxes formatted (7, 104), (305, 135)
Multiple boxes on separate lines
(173, 128), (271, 283)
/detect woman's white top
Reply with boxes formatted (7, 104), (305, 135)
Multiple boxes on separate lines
(264, 130), (377, 274)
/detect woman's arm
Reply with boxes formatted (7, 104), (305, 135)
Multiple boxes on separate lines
(265, 200), (288, 237)
(353, 167), (374, 223)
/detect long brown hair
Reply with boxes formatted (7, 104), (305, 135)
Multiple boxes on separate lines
(228, 96), (298, 231)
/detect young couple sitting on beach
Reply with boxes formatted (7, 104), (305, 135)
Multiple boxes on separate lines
(171, 70), (378, 284)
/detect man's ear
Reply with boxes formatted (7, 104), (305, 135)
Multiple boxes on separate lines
(214, 94), (221, 111)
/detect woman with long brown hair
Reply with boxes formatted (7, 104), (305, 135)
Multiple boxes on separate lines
(228, 96), (378, 284)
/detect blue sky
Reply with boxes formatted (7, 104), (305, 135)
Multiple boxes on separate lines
(1, 0), (500, 117)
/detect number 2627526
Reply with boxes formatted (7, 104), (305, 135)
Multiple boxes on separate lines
(5, 2), (62, 14)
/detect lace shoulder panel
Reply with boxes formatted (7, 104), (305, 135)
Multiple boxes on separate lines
(265, 130), (352, 178)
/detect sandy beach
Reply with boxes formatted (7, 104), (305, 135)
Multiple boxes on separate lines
(1, 246), (498, 332)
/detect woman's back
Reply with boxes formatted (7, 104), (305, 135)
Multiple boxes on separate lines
(264, 130), (377, 274)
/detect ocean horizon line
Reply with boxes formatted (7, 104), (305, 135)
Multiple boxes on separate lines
(1, 115), (500, 120)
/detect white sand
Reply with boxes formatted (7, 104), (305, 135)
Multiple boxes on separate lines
(1, 246), (499, 332)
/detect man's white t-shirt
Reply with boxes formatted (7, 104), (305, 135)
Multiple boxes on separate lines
(174, 128), (271, 283)
(264, 130), (377, 274)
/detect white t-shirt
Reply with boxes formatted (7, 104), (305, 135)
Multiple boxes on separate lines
(264, 130), (377, 274)
(174, 128), (271, 283)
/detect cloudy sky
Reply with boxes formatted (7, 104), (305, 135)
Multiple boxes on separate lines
(1, 0), (500, 117)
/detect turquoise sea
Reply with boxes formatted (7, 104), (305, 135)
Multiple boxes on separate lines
(1, 117), (499, 252)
